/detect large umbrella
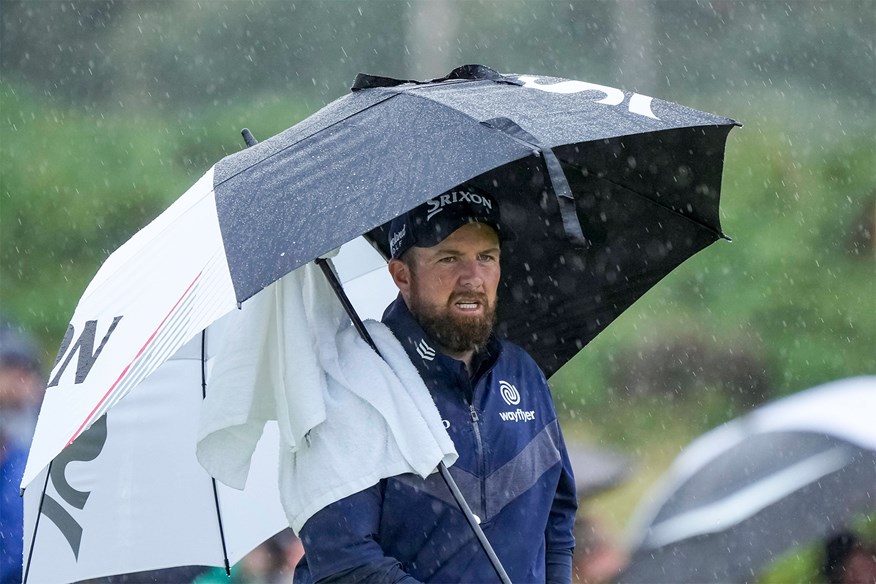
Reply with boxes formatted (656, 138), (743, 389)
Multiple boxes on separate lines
(21, 64), (737, 581)
(21, 240), (387, 584)
(618, 376), (876, 583)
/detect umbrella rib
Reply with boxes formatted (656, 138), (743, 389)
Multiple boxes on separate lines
(21, 461), (53, 584)
(202, 329), (232, 576)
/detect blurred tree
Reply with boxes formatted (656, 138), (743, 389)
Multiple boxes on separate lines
(611, 0), (657, 93)
(405, 0), (460, 79)
(1, 0), (131, 103)
(3, 1), (873, 108)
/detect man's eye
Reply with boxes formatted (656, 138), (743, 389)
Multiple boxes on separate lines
(479, 254), (497, 262)
(438, 256), (456, 263)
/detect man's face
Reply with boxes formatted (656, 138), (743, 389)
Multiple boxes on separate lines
(390, 222), (501, 355)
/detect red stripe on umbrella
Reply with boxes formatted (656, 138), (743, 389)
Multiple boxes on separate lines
(66, 271), (204, 446)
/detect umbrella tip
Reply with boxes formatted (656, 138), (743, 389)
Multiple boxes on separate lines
(241, 128), (259, 148)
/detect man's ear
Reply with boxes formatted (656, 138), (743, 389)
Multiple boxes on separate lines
(388, 258), (411, 296)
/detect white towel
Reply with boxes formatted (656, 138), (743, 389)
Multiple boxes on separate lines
(196, 262), (457, 532)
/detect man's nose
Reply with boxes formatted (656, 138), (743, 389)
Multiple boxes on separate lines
(457, 259), (485, 288)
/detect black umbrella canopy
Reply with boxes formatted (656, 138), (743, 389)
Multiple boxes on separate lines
(213, 65), (738, 377)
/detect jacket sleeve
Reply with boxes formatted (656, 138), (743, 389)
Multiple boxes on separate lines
(544, 419), (578, 584)
(297, 483), (421, 584)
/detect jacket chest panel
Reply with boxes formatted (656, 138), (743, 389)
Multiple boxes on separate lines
(428, 372), (554, 475)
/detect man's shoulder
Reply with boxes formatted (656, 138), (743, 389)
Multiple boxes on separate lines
(495, 336), (536, 361)
(494, 338), (546, 377)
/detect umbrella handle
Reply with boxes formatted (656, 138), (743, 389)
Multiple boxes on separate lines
(314, 257), (513, 584)
(241, 128), (258, 147)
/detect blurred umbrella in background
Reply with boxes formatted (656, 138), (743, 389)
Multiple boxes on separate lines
(567, 443), (633, 500)
(619, 376), (876, 584)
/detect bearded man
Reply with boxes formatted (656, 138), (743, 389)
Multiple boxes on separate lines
(294, 187), (577, 584)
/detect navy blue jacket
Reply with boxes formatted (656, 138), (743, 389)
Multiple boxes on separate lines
(294, 297), (577, 583)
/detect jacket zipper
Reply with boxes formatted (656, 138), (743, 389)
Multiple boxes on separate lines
(469, 403), (487, 521)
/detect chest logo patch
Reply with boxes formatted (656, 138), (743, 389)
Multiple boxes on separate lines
(499, 380), (521, 406)
(498, 380), (536, 423)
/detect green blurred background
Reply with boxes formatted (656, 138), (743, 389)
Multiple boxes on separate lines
(1, 1), (873, 580)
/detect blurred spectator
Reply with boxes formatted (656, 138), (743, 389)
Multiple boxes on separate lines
(823, 531), (876, 584)
(0, 321), (45, 584)
(0, 437), (28, 584)
(573, 515), (627, 584)
(566, 443), (633, 583)
(0, 322), (44, 446)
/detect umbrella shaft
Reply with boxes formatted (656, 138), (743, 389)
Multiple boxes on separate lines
(437, 462), (512, 584)
(315, 259), (377, 351)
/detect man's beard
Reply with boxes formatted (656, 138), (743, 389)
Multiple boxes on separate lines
(410, 291), (497, 354)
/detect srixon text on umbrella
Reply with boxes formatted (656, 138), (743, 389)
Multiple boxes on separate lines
(39, 317), (121, 558)
(40, 415), (108, 559)
(518, 76), (659, 119)
(47, 316), (123, 387)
